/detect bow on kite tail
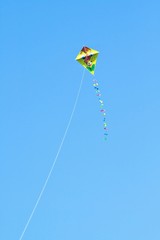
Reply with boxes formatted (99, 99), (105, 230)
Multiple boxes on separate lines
(76, 46), (108, 140)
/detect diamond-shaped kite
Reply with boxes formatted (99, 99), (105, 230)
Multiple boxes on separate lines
(75, 46), (99, 75)
(75, 46), (108, 140)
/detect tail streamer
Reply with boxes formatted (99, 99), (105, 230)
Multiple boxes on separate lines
(93, 79), (108, 140)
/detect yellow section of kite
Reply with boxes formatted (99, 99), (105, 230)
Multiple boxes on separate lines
(75, 46), (99, 75)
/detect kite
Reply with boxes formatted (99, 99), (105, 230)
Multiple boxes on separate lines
(19, 46), (108, 240)
(76, 46), (108, 140)
(75, 46), (99, 75)
(19, 46), (109, 240)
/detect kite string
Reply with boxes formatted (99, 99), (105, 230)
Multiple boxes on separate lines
(19, 69), (85, 240)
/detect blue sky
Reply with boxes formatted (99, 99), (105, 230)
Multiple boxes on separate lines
(1, 0), (160, 239)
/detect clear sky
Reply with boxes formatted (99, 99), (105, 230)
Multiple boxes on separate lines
(1, 0), (160, 239)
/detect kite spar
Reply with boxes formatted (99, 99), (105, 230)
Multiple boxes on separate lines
(76, 46), (108, 140)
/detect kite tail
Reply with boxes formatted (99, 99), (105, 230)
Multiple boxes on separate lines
(93, 79), (108, 140)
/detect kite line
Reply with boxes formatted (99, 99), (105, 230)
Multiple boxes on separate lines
(19, 69), (85, 240)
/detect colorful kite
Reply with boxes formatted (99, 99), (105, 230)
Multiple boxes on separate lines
(75, 46), (99, 75)
(76, 46), (108, 140)
(19, 47), (108, 240)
